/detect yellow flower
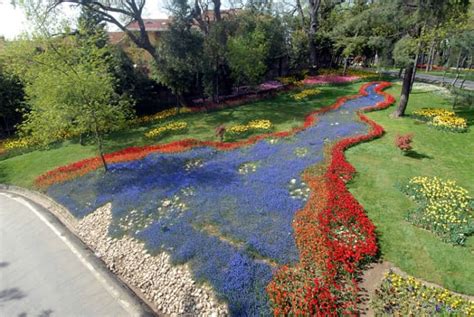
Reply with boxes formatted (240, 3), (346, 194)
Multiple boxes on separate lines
(292, 88), (321, 101)
(227, 119), (273, 135)
(144, 121), (188, 138)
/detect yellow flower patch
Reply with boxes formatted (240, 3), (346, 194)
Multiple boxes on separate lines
(292, 88), (321, 101)
(227, 120), (273, 136)
(144, 121), (188, 139)
(373, 272), (474, 316)
(402, 176), (473, 245)
(412, 108), (467, 132)
(3, 138), (34, 150)
(431, 115), (467, 132)
(137, 108), (191, 124)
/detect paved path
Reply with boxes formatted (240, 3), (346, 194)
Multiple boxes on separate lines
(0, 191), (151, 317)
(383, 70), (474, 90)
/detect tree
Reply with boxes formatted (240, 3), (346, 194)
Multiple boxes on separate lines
(390, 0), (470, 117)
(153, 0), (204, 105)
(3, 34), (133, 171)
(227, 27), (268, 88)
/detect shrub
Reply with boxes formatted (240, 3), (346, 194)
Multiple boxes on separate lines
(401, 176), (474, 245)
(372, 272), (474, 316)
(394, 133), (414, 152)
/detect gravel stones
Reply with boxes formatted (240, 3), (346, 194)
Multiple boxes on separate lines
(77, 204), (229, 316)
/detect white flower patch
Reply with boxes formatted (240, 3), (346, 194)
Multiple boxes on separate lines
(118, 209), (154, 233)
(412, 82), (451, 96)
(268, 138), (279, 145)
(157, 193), (189, 226)
(288, 179), (310, 201)
(185, 158), (204, 171)
(294, 147), (309, 157)
(239, 162), (258, 175)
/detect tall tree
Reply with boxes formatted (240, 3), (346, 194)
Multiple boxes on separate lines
(153, 0), (204, 105)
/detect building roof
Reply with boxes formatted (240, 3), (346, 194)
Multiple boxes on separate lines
(108, 31), (127, 44)
(126, 19), (170, 31)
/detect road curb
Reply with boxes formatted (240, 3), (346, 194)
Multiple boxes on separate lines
(0, 184), (157, 317)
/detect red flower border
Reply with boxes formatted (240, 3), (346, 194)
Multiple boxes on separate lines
(267, 82), (394, 315)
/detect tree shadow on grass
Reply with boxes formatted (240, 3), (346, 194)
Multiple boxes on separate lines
(404, 150), (433, 160)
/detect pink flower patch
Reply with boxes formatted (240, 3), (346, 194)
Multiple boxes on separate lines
(303, 75), (360, 85)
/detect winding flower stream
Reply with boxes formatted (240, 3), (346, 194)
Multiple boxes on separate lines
(48, 83), (386, 315)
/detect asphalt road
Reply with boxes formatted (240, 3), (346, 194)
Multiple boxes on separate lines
(383, 70), (474, 90)
(0, 192), (137, 317)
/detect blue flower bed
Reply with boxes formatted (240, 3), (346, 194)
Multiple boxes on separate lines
(48, 84), (385, 316)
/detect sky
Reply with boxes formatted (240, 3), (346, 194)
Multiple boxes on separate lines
(0, 0), (169, 39)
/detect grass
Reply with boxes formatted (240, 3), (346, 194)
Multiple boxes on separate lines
(346, 81), (474, 295)
(0, 82), (362, 188)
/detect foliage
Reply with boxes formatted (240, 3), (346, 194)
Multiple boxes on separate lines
(401, 176), (474, 245)
(393, 36), (417, 68)
(372, 272), (474, 316)
(153, 0), (204, 101)
(227, 29), (268, 87)
(394, 133), (414, 152)
(144, 121), (188, 139)
(0, 63), (24, 137)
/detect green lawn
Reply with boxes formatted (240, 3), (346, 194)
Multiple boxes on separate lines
(0, 82), (362, 188)
(346, 81), (474, 295)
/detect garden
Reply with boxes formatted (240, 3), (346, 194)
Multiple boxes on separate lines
(1, 0), (474, 315)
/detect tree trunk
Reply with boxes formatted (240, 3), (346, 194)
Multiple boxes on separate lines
(425, 42), (435, 72)
(308, 0), (321, 73)
(393, 63), (414, 118)
(94, 126), (108, 172)
(342, 57), (349, 76)
(428, 46), (436, 71)
(410, 50), (420, 93)
(398, 67), (404, 78)
(452, 51), (463, 86)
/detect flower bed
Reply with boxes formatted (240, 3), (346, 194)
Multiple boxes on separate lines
(137, 108), (191, 124)
(292, 88), (321, 101)
(372, 272), (474, 316)
(412, 108), (468, 132)
(226, 119), (273, 138)
(303, 75), (361, 85)
(401, 176), (474, 245)
(39, 82), (394, 315)
(267, 81), (395, 315)
(144, 121), (188, 139)
(3, 138), (33, 150)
